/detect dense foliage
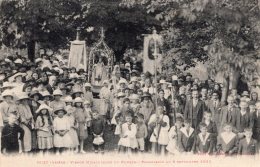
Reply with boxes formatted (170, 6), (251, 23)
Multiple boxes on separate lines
(0, 0), (160, 61)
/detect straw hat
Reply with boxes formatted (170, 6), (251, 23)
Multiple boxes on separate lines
(30, 89), (43, 99)
(74, 97), (83, 103)
(119, 79), (127, 85)
(84, 82), (92, 88)
(10, 72), (27, 80)
(35, 104), (53, 114)
(63, 96), (73, 103)
(84, 100), (90, 105)
(142, 92), (151, 98)
(117, 92), (125, 98)
(1, 89), (14, 98)
(14, 59), (23, 64)
(41, 91), (53, 99)
(241, 91), (250, 97)
(159, 79), (167, 84)
(16, 92), (30, 101)
(130, 77), (138, 82)
(1, 82), (14, 89)
(35, 58), (43, 64)
(130, 94), (139, 100)
(53, 107), (67, 115)
(53, 89), (63, 96)
(72, 87), (83, 96)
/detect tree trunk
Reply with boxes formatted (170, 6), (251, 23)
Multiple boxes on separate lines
(230, 69), (240, 90)
(221, 76), (229, 105)
(27, 40), (35, 62)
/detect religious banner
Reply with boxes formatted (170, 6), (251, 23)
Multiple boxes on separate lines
(143, 32), (163, 75)
(68, 40), (88, 71)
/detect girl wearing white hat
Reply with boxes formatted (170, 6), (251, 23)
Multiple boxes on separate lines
(50, 89), (66, 113)
(35, 104), (54, 153)
(64, 96), (79, 152)
(52, 107), (72, 154)
(74, 97), (90, 153)
(17, 92), (33, 153)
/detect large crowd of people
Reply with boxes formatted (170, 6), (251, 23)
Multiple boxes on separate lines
(0, 50), (259, 157)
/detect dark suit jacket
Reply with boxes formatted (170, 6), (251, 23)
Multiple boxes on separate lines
(208, 100), (222, 127)
(232, 110), (251, 133)
(219, 106), (237, 131)
(193, 133), (214, 154)
(250, 112), (260, 141)
(184, 99), (206, 128)
(238, 138), (258, 155)
(200, 120), (218, 138)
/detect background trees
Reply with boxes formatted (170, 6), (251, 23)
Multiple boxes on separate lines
(0, 0), (160, 61)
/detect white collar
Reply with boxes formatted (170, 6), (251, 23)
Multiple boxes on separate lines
(221, 132), (236, 144)
(199, 132), (210, 145)
(204, 120), (210, 126)
(180, 127), (194, 137)
(240, 110), (247, 116)
(246, 137), (251, 144)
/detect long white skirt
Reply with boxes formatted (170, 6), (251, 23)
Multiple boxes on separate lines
(166, 138), (180, 155)
(54, 132), (73, 148)
(150, 129), (169, 145)
(118, 137), (138, 149)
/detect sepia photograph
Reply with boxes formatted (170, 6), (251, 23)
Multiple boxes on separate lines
(0, 0), (260, 167)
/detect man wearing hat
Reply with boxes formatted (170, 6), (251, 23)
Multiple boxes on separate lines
(0, 90), (18, 125)
(117, 79), (127, 93)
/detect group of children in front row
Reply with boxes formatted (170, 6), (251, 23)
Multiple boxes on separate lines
(1, 96), (105, 155)
(116, 106), (259, 156)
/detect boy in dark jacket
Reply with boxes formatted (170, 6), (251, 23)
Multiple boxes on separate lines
(193, 123), (214, 154)
(1, 113), (24, 154)
(90, 111), (105, 153)
(178, 119), (195, 153)
(238, 128), (258, 155)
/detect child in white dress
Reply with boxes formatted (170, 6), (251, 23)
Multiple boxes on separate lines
(64, 96), (79, 152)
(118, 114), (138, 154)
(53, 108), (72, 154)
(148, 106), (170, 155)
